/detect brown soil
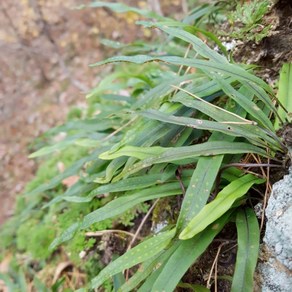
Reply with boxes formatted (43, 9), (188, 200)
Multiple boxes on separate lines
(0, 0), (100, 224)
(0, 0), (185, 225)
(233, 0), (292, 84)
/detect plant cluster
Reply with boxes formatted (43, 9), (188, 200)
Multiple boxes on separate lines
(1, 1), (291, 291)
(221, 0), (272, 43)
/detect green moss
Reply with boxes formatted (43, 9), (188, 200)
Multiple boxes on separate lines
(225, 0), (272, 43)
(16, 219), (56, 260)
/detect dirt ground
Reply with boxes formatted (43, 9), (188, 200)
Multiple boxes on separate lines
(0, 0), (184, 224)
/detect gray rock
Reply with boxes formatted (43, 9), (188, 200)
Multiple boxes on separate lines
(259, 258), (292, 292)
(259, 168), (292, 291)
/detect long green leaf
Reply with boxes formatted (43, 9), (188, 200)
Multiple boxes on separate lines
(91, 228), (176, 289)
(63, 170), (175, 203)
(178, 94), (252, 230)
(138, 21), (227, 63)
(80, 182), (182, 230)
(179, 174), (264, 240)
(151, 213), (231, 292)
(177, 154), (224, 230)
(43, 181), (96, 208)
(50, 222), (80, 250)
(138, 266), (165, 292)
(171, 85), (237, 122)
(100, 145), (165, 160)
(51, 182), (183, 249)
(275, 63), (292, 129)
(213, 74), (275, 131)
(27, 147), (109, 197)
(90, 55), (270, 92)
(171, 84), (281, 151)
(231, 208), (260, 292)
(111, 142), (267, 181)
(95, 156), (128, 184)
(141, 109), (271, 147)
(100, 141), (267, 170)
(243, 81), (277, 115)
(119, 242), (180, 292)
(133, 73), (201, 109)
(48, 118), (119, 134)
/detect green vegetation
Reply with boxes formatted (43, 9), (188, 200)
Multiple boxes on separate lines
(1, 1), (290, 291)
(222, 0), (272, 42)
(275, 63), (292, 130)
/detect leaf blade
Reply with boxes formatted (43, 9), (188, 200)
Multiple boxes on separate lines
(152, 213), (231, 291)
(231, 208), (260, 292)
(179, 174), (264, 240)
(90, 55), (271, 92)
(91, 229), (176, 289)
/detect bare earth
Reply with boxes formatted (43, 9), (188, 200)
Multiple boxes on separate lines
(0, 0), (183, 224)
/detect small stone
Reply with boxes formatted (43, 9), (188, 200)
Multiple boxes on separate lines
(79, 250), (86, 259)
(275, 243), (282, 255)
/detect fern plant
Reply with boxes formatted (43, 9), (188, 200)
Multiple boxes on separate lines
(5, 1), (289, 291)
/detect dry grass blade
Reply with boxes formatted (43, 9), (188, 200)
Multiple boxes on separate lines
(85, 230), (137, 239)
(206, 242), (227, 291)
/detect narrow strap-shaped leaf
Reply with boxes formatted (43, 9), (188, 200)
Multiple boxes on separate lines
(43, 181), (96, 207)
(50, 182), (183, 249)
(138, 20), (228, 58)
(108, 141), (268, 181)
(141, 22), (228, 63)
(141, 109), (271, 148)
(171, 85), (281, 151)
(184, 25), (228, 58)
(133, 73), (200, 109)
(177, 95), (251, 230)
(50, 222), (80, 250)
(100, 145), (165, 160)
(94, 157), (128, 184)
(91, 228), (176, 289)
(244, 80), (276, 110)
(179, 174), (264, 240)
(231, 208), (260, 292)
(177, 155), (224, 230)
(47, 118), (119, 135)
(183, 4), (216, 24)
(151, 213), (231, 292)
(213, 74), (275, 131)
(119, 242), (180, 292)
(29, 138), (83, 158)
(63, 170), (175, 203)
(90, 55), (270, 92)
(274, 63), (292, 129)
(80, 182), (182, 229)
(177, 75), (234, 99)
(100, 141), (267, 165)
(138, 264), (166, 292)
(113, 273), (125, 291)
(27, 147), (110, 197)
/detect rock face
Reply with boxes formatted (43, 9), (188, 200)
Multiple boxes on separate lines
(258, 168), (292, 291)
